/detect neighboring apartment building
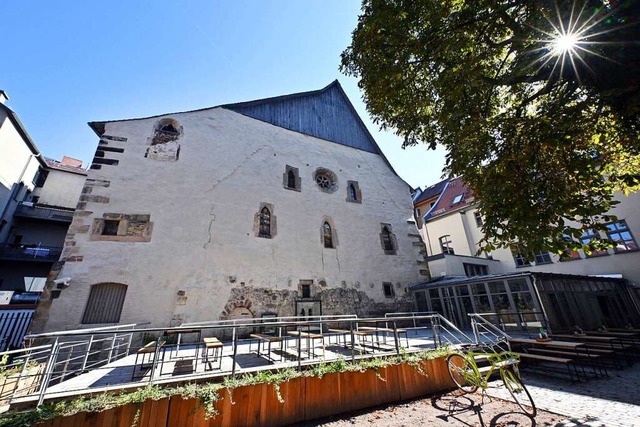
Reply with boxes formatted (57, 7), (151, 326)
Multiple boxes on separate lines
(411, 176), (640, 330)
(0, 91), (86, 348)
(35, 81), (425, 332)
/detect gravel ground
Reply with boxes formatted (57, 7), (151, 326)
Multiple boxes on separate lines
(292, 389), (566, 426)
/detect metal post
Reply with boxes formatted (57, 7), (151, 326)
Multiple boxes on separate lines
(37, 339), (59, 407)
(126, 332), (133, 356)
(392, 321), (400, 355)
(106, 333), (117, 363)
(471, 316), (480, 344)
(81, 335), (94, 372)
(297, 328), (302, 371)
(349, 321), (355, 361)
(231, 326), (238, 376)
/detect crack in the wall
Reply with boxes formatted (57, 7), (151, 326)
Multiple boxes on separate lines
(321, 249), (325, 272)
(208, 144), (268, 191)
(356, 150), (408, 211)
(335, 248), (341, 273)
(203, 205), (216, 248)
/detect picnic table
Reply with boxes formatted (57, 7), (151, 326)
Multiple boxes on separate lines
(508, 338), (599, 380)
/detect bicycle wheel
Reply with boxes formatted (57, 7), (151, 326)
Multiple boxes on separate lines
(501, 367), (536, 417)
(446, 353), (479, 393)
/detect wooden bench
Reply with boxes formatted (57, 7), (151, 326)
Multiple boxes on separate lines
(527, 348), (607, 377)
(514, 352), (583, 381)
(250, 334), (284, 361)
(202, 337), (223, 371)
(132, 341), (164, 380)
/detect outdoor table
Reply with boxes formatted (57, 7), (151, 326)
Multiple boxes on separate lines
(509, 338), (585, 349)
(585, 331), (639, 338)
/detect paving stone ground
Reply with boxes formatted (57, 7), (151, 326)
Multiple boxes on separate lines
(295, 366), (640, 426)
(485, 367), (640, 426)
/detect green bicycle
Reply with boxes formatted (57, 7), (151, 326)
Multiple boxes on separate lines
(446, 345), (536, 417)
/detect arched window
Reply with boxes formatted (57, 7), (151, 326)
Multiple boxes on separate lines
(81, 283), (127, 324)
(259, 207), (271, 238)
(287, 170), (296, 189)
(349, 184), (357, 201)
(323, 222), (333, 248)
(346, 180), (361, 203)
(382, 226), (394, 251)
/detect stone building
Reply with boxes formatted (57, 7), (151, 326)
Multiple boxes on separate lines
(35, 81), (425, 332)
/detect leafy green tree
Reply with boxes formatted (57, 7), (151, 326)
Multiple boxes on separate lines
(341, 0), (639, 258)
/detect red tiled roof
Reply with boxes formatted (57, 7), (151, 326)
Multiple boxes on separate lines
(427, 177), (475, 219)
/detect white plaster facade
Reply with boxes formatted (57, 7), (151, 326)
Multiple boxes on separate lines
(420, 187), (640, 285)
(42, 100), (423, 331)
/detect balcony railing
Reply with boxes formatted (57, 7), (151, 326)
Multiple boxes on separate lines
(0, 244), (63, 262)
(14, 203), (74, 223)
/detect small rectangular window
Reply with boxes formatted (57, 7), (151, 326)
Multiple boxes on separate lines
(513, 251), (530, 267)
(102, 220), (120, 236)
(580, 229), (608, 257)
(383, 282), (395, 298)
(473, 211), (483, 227)
(606, 220), (638, 253)
(534, 251), (553, 265)
(301, 284), (311, 298)
(463, 263), (488, 277)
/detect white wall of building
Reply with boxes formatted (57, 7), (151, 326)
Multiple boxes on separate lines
(34, 168), (85, 209)
(423, 192), (640, 285)
(44, 107), (422, 331)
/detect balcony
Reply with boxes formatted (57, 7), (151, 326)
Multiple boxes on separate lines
(0, 244), (63, 262)
(13, 202), (74, 223)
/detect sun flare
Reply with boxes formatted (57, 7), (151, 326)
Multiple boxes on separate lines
(552, 32), (579, 55)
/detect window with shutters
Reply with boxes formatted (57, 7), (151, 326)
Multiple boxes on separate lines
(81, 283), (127, 324)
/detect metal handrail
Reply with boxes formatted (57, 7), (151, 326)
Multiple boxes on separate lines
(7, 313), (476, 408)
(468, 313), (512, 344)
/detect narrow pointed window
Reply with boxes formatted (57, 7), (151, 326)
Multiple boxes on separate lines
(382, 226), (394, 252)
(349, 183), (357, 201)
(287, 169), (296, 189)
(323, 222), (333, 248)
(259, 207), (271, 238)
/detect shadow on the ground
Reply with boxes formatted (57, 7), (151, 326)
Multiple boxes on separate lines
(431, 392), (536, 427)
(233, 353), (274, 368)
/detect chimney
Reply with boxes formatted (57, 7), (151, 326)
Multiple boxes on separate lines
(61, 156), (83, 168)
(0, 90), (8, 105)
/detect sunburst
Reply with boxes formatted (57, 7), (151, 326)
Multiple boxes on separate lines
(524, 1), (625, 84)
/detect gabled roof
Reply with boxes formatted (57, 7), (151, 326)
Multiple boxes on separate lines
(427, 177), (475, 220)
(88, 81), (405, 181)
(222, 81), (383, 156)
(414, 178), (449, 205)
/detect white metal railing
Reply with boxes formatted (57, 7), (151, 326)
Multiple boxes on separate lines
(468, 313), (512, 346)
(3, 313), (471, 409)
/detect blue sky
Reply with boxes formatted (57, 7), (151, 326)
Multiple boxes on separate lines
(2, 1), (445, 189)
